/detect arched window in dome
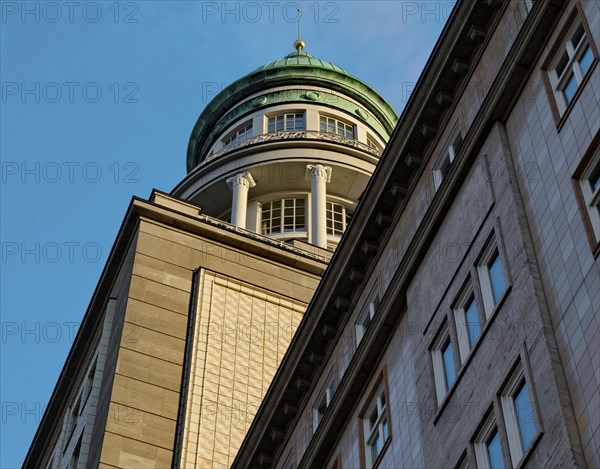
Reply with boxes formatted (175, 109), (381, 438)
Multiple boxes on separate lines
(267, 113), (305, 133)
(261, 198), (306, 235)
(326, 202), (353, 237)
(320, 115), (355, 139)
(223, 121), (252, 147)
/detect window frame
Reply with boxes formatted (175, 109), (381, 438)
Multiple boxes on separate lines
(541, 3), (599, 129)
(326, 201), (353, 237)
(82, 357), (97, 408)
(222, 121), (253, 147)
(267, 112), (306, 133)
(312, 369), (336, 433)
(319, 115), (356, 139)
(430, 323), (459, 405)
(68, 433), (83, 469)
(453, 279), (484, 364)
(355, 284), (381, 345)
(358, 369), (392, 469)
(473, 413), (507, 469)
(476, 238), (508, 320)
(433, 122), (464, 191)
(498, 357), (542, 467)
(63, 393), (82, 452)
(260, 197), (307, 236)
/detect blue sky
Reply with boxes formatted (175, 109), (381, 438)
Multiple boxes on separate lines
(0, 1), (451, 466)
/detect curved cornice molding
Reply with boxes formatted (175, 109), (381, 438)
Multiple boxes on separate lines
(186, 61), (398, 172)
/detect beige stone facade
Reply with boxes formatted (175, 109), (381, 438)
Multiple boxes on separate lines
(25, 193), (327, 468)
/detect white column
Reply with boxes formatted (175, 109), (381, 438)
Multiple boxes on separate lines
(246, 200), (261, 233)
(226, 171), (255, 228)
(306, 164), (331, 248)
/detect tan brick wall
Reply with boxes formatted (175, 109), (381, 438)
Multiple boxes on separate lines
(180, 271), (305, 468)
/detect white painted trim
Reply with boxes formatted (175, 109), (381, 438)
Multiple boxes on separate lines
(476, 238), (505, 319)
(431, 328), (454, 405)
(473, 417), (502, 469)
(499, 368), (538, 466)
(453, 284), (478, 364)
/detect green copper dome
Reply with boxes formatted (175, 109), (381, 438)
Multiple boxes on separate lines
(186, 50), (398, 172)
(253, 51), (349, 75)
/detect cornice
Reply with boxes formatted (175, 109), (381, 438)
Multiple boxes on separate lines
(232, 0), (567, 466)
(173, 134), (381, 199)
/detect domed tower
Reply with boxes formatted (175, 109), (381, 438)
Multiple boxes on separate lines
(173, 42), (397, 250)
(23, 42), (399, 469)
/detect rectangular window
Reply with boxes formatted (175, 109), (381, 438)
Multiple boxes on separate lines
(431, 326), (458, 404)
(464, 296), (481, 347)
(267, 113), (305, 133)
(454, 283), (482, 363)
(68, 434), (82, 469)
(442, 340), (456, 389)
(514, 382), (537, 450)
(485, 429), (504, 469)
(477, 240), (507, 318)
(320, 115), (355, 139)
(542, 6), (598, 124)
(355, 286), (380, 344)
(64, 394), (81, 451)
(312, 372), (336, 432)
(83, 358), (97, 406)
(434, 123), (463, 190)
(367, 136), (381, 151)
(487, 251), (506, 304)
(326, 202), (353, 237)
(223, 122), (252, 147)
(359, 374), (391, 469)
(261, 198), (306, 235)
(500, 369), (538, 465)
(474, 418), (505, 469)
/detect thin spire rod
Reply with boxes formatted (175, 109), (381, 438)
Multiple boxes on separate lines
(294, 8), (306, 52)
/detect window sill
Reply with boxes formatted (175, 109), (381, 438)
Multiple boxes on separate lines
(514, 430), (544, 469)
(370, 437), (392, 469)
(433, 285), (512, 424)
(483, 283), (512, 324)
